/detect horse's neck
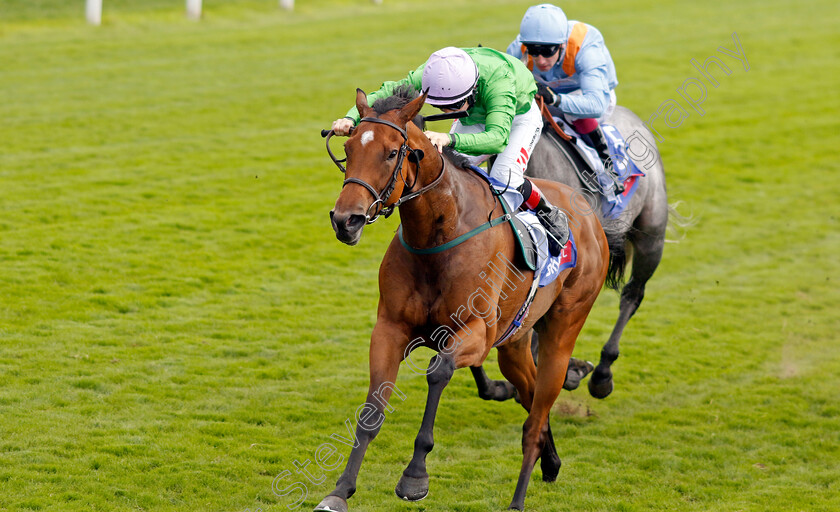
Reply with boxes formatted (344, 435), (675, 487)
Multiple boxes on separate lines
(398, 159), (491, 250)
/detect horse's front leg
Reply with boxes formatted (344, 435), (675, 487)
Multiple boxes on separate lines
(314, 323), (407, 512)
(394, 353), (455, 501)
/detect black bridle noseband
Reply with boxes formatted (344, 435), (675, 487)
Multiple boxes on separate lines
(325, 117), (445, 224)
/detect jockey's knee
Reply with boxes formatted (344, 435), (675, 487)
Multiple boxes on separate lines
(572, 118), (599, 134)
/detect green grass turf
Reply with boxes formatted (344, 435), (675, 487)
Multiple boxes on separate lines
(1, 0), (838, 510)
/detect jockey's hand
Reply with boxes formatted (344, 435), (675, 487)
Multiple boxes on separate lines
(331, 117), (355, 136)
(536, 84), (558, 106)
(424, 131), (451, 153)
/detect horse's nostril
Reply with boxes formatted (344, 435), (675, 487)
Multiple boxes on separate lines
(346, 214), (366, 230)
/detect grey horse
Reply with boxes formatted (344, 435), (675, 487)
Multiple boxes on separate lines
(472, 105), (669, 400)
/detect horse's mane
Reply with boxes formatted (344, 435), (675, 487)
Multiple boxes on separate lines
(370, 85), (473, 171)
(441, 147), (472, 170)
(371, 84), (419, 115)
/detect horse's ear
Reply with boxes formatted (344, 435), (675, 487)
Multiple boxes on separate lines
(399, 89), (427, 125)
(355, 88), (374, 117)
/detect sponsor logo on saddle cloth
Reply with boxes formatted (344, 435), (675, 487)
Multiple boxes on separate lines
(465, 165), (578, 347)
(551, 117), (645, 219)
(515, 211), (577, 288)
(600, 124), (645, 218)
(492, 211), (577, 348)
(463, 164), (575, 287)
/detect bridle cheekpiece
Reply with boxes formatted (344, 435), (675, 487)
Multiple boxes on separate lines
(325, 116), (444, 224)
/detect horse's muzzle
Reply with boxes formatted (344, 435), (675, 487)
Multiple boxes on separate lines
(330, 209), (366, 245)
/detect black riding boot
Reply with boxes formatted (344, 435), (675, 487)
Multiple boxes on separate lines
(587, 126), (625, 193)
(517, 179), (569, 256)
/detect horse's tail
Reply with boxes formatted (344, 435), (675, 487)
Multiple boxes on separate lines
(601, 217), (628, 291)
(600, 201), (694, 290)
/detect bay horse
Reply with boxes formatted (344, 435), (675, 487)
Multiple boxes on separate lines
(472, 105), (670, 400)
(316, 87), (608, 511)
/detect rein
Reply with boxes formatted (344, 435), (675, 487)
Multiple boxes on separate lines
(325, 114), (511, 256)
(537, 96), (572, 142)
(324, 117), (445, 224)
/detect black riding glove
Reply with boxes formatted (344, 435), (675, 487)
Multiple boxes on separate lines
(536, 84), (559, 107)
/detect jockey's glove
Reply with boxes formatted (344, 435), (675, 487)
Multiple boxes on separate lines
(536, 84), (560, 107)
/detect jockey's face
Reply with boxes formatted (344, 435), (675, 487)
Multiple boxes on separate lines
(534, 45), (562, 72)
(440, 102), (470, 114)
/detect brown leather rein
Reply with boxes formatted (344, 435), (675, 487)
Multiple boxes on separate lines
(537, 96), (572, 141)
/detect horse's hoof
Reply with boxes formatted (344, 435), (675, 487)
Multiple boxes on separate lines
(541, 454), (562, 482)
(395, 473), (429, 501)
(563, 359), (594, 391)
(479, 380), (517, 402)
(588, 374), (614, 399)
(493, 381), (517, 401)
(313, 495), (348, 512)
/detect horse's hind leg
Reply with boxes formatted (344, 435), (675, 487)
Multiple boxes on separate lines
(509, 308), (590, 510)
(525, 331), (594, 391)
(471, 365), (518, 401)
(589, 212), (666, 399)
(395, 354), (455, 501)
(497, 335), (561, 483)
(563, 357), (594, 391)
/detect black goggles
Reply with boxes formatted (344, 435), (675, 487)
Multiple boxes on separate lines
(436, 90), (475, 111)
(525, 44), (560, 58)
(437, 97), (468, 111)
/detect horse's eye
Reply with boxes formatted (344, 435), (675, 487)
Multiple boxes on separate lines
(387, 149), (399, 160)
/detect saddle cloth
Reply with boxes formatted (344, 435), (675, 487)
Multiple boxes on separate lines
(464, 165), (578, 347)
(513, 210), (577, 288)
(492, 212), (577, 347)
(549, 117), (645, 219)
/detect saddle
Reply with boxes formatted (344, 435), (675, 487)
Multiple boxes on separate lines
(537, 99), (645, 219)
(397, 161), (576, 347)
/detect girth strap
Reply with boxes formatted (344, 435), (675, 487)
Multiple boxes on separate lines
(398, 212), (511, 255)
(398, 185), (515, 255)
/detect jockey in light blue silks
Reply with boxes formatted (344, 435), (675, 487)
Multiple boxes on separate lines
(507, 4), (622, 189)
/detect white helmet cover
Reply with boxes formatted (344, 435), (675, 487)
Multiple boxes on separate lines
(421, 47), (479, 106)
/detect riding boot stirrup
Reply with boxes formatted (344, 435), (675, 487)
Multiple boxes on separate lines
(536, 206), (569, 256)
(516, 179), (570, 256)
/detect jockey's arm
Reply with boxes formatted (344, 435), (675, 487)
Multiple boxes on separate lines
(556, 61), (611, 119)
(449, 79), (517, 155)
(556, 70), (610, 118)
(506, 36), (524, 59)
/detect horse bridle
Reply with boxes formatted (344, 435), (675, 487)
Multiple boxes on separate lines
(325, 117), (445, 224)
